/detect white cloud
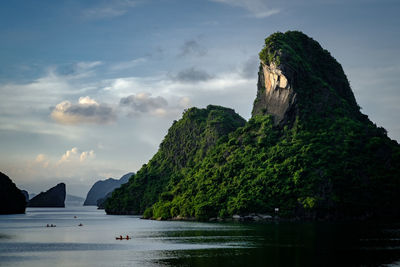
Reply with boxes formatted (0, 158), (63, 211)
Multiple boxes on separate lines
(35, 154), (49, 168)
(0, 60), (259, 198)
(101, 72), (256, 119)
(82, 0), (139, 20)
(58, 147), (95, 165)
(71, 61), (103, 78)
(179, 96), (191, 108)
(211, 0), (280, 18)
(0, 69), (93, 139)
(58, 147), (78, 164)
(53, 61), (103, 80)
(102, 76), (160, 97)
(76, 61), (103, 70)
(35, 154), (46, 163)
(78, 96), (99, 105)
(51, 96), (117, 125)
(0, 71), (69, 113)
(0, 64), (105, 120)
(80, 150), (95, 162)
(1, 148), (108, 197)
(110, 58), (147, 71)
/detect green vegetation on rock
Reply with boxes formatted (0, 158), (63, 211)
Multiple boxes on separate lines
(150, 114), (399, 220)
(105, 105), (246, 214)
(106, 31), (400, 221)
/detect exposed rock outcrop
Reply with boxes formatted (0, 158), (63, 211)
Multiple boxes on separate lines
(28, 183), (66, 208)
(0, 172), (26, 214)
(252, 62), (297, 125)
(252, 31), (360, 127)
(84, 172), (133, 206)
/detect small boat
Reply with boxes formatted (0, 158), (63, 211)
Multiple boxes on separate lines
(115, 235), (131, 240)
(78, 223), (83, 226)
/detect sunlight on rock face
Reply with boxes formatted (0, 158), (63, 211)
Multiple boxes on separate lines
(252, 62), (295, 124)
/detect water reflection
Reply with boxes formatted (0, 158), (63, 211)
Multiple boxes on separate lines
(0, 207), (399, 267)
(155, 222), (400, 267)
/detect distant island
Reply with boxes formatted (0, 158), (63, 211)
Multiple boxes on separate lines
(28, 183), (66, 208)
(24, 192), (81, 207)
(84, 172), (133, 207)
(20, 190), (29, 203)
(0, 172), (26, 214)
(65, 194), (85, 207)
(104, 31), (400, 221)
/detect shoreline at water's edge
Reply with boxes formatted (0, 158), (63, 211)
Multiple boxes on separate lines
(103, 215), (400, 225)
(105, 208), (400, 223)
(107, 212), (400, 223)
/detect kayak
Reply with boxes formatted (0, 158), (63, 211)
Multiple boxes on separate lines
(115, 237), (131, 240)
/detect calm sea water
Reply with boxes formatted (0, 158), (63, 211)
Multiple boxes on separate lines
(0, 206), (399, 267)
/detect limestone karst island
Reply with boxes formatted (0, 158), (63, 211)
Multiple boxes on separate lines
(101, 31), (400, 221)
(2, 0), (400, 265)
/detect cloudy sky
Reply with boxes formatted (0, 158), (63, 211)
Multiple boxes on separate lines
(0, 0), (399, 197)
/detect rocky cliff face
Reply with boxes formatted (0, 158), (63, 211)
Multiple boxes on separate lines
(253, 31), (360, 127)
(0, 172), (26, 214)
(252, 62), (296, 125)
(28, 183), (66, 208)
(84, 172), (133, 206)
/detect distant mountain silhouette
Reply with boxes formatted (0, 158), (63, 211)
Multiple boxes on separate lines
(28, 183), (66, 208)
(83, 173), (133, 206)
(20, 190), (29, 202)
(0, 172), (26, 214)
(65, 194), (85, 206)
